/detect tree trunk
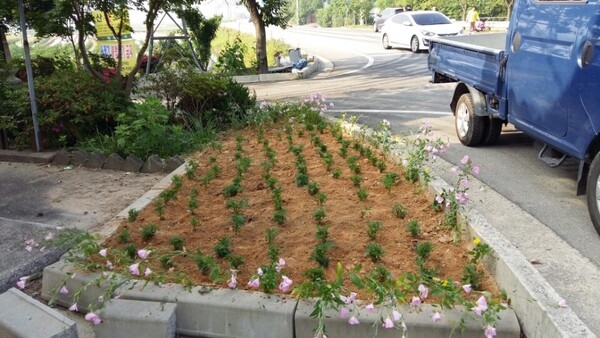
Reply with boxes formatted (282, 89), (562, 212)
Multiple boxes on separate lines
(245, 0), (269, 74)
(0, 27), (11, 64)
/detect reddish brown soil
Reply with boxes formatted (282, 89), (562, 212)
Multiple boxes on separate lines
(102, 121), (498, 302)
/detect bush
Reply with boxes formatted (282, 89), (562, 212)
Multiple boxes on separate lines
(2, 69), (131, 149)
(143, 69), (256, 129)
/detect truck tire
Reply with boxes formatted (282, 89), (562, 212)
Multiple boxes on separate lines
(455, 93), (485, 146)
(587, 155), (600, 236)
(411, 36), (420, 53)
(382, 34), (391, 49)
(482, 117), (503, 145)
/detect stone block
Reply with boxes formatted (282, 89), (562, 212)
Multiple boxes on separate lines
(295, 300), (520, 338)
(141, 154), (165, 173)
(0, 288), (77, 338)
(103, 153), (124, 171)
(121, 154), (144, 172)
(52, 148), (71, 166)
(85, 151), (106, 169)
(164, 155), (185, 173)
(70, 149), (89, 166)
(95, 299), (176, 338)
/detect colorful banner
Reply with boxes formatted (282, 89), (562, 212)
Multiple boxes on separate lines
(92, 10), (132, 40)
(93, 9), (137, 74)
(98, 40), (137, 74)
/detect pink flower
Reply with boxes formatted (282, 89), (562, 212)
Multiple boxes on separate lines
(247, 278), (260, 288)
(44, 232), (54, 241)
(84, 312), (101, 325)
(340, 292), (357, 304)
(129, 263), (140, 276)
(472, 166), (480, 175)
(462, 284), (472, 293)
(460, 178), (469, 188)
(392, 310), (401, 322)
(348, 316), (360, 325)
(484, 325), (497, 338)
(99, 249), (107, 257)
(410, 296), (421, 307)
(365, 303), (375, 312)
(257, 268), (264, 276)
(16, 277), (26, 289)
(106, 261), (114, 270)
(382, 317), (394, 328)
(60, 286), (69, 294)
(144, 268), (152, 277)
(418, 284), (428, 299)
(435, 195), (444, 204)
(339, 307), (349, 318)
(137, 249), (150, 260)
(432, 312), (442, 322)
(457, 192), (469, 205)
(278, 276), (293, 292)
(558, 299), (568, 308)
(228, 270), (237, 289)
(461, 155), (470, 164)
(69, 303), (78, 312)
(276, 258), (286, 273)
(473, 295), (488, 315)
(25, 245), (32, 252)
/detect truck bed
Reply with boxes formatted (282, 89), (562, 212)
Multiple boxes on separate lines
(428, 33), (506, 97)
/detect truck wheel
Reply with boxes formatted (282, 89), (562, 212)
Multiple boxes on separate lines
(455, 93), (485, 146)
(382, 34), (391, 49)
(411, 36), (420, 53)
(482, 117), (503, 145)
(587, 155), (600, 236)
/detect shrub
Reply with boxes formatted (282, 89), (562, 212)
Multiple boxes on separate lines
(143, 69), (256, 130)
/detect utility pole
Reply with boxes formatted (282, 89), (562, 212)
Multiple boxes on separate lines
(18, 0), (41, 152)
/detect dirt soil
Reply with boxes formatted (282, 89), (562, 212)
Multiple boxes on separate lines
(100, 121), (498, 301)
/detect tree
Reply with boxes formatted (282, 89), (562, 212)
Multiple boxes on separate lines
(240, 0), (290, 74)
(176, 8), (221, 71)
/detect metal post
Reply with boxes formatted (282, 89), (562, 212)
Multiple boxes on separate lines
(18, 0), (41, 152)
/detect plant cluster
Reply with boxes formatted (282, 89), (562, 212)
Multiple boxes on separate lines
(401, 121), (449, 184)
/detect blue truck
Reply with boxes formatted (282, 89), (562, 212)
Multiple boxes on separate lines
(427, 0), (600, 234)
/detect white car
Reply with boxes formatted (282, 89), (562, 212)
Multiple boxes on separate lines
(381, 11), (463, 53)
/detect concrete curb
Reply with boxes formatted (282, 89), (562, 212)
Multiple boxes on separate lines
(233, 58), (320, 84)
(40, 261), (519, 338)
(0, 287), (77, 338)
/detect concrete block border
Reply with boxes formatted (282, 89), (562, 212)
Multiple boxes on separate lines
(41, 260), (519, 338)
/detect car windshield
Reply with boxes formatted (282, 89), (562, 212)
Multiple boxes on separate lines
(411, 13), (451, 26)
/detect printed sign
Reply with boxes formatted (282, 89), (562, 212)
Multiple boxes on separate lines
(93, 9), (137, 74)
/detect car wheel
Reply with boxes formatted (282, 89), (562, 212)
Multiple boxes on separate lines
(382, 34), (391, 49)
(455, 93), (485, 146)
(410, 36), (420, 53)
(587, 154), (600, 236)
(481, 117), (503, 145)
(374, 22), (379, 33)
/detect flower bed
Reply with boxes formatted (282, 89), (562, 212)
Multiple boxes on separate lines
(41, 96), (510, 337)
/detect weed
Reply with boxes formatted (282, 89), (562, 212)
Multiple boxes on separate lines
(169, 236), (184, 251)
(141, 224), (158, 241)
(118, 229), (130, 244)
(214, 236), (232, 258)
(127, 209), (139, 222)
(406, 219), (421, 238)
(365, 242), (384, 262)
(392, 203), (408, 219)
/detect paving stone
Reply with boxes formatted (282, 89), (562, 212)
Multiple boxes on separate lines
(95, 299), (176, 338)
(121, 154), (144, 172)
(141, 154), (165, 173)
(52, 148), (71, 166)
(0, 287), (77, 338)
(85, 151), (106, 169)
(103, 153), (124, 171)
(71, 149), (89, 166)
(164, 155), (185, 173)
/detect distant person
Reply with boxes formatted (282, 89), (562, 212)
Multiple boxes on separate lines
(467, 6), (480, 33)
(404, 5), (412, 11)
(432, 7), (438, 11)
